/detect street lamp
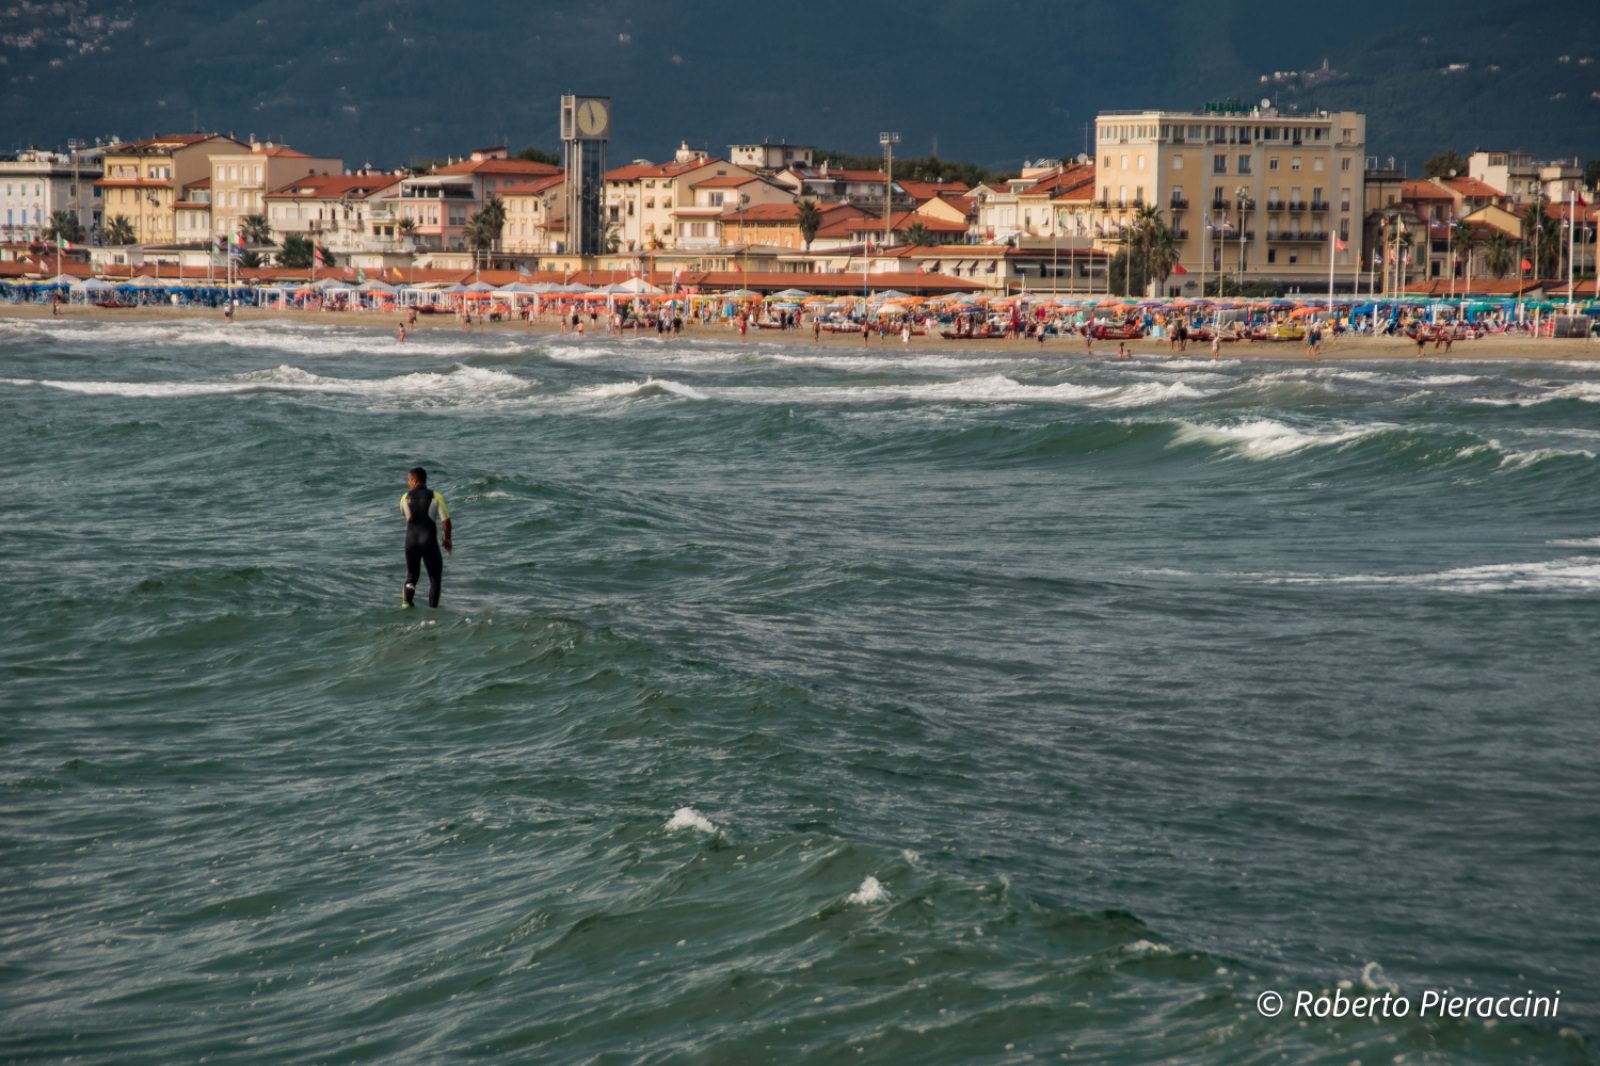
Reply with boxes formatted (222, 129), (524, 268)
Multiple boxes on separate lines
(1234, 186), (1253, 292)
(879, 132), (899, 250)
(738, 192), (750, 291)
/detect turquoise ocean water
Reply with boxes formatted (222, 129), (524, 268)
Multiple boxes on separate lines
(3, 318), (1598, 1064)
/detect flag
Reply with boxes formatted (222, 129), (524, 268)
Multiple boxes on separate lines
(1521, 258), (1533, 271)
(314, 245), (330, 267)
(356, 266), (366, 284)
(1173, 263), (1187, 275)
(1334, 235), (1347, 251)
(1372, 251), (1381, 267)
(229, 232), (244, 260)
(57, 235), (75, 251)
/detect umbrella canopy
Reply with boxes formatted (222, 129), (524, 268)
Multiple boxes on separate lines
(439, 283), (468, 294)
(463, 281), (498, 293)
(767, 287), (813, 300)
(79, 277), (116, 292)
(496, 282), (540, 294)
(356, 280), (397, 293)
(719, 288), (761, 298)
(870, 289), (913, 301)
(612, 276), (663, 295)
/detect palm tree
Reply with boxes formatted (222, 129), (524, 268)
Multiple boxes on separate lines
(1144, 222), (1180, 295)
(795, 199), (822, 251)
(104, 215), (136, 245)
(901, 222), (933, 247)
(43, 210), (86, 245)
(1520, 193), (1560, 277)
(1482, 231), (1513, 278)
(396, 217), (417, 239)
(239, 213), (272, 246)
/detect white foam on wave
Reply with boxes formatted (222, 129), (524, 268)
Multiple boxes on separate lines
(1, 316), (514, 359)
(566, 373), (1211, 409)
(664, 806), (717, 834)
(1170, 418), (1378, 459)
(1498, 446), (1596, 469)
(1273, 556), (1600, 593)
(1470, 381), (1600, 407)
(5, 363), (536, 401)
(1145, 357), (1242, 370)
(573, 378), (708, 401)
(846, 876), (889, 905)
(1550, 536), (1600, 547)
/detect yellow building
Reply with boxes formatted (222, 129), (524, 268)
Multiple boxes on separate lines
(95, 133), (247, 245)
(499, 175), (566, 255)
(1093, 105), (1367, 292)
(604, 148), (765, 252)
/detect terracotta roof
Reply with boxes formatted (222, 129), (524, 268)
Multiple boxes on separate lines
(840, 212), (969, 235)
(605, 158), (724, 182)
(104, 133), (227, 153)
(498, 175), (566, 196)
(264, 174), (401, 200)
(1440, 176), (1505, 199)
(898, 179), (971, 202)
(721, 203), (805, 223)
(693, 175), (761, 189)
(1401, 180), (1455, 202)
(434, 158), (561, 177)
(183, 177), (212, 190)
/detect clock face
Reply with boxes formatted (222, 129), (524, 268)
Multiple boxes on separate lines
(576, 98), (609, 138)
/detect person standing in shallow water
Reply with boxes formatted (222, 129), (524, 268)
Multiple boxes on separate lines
(400, 467), (452, 608)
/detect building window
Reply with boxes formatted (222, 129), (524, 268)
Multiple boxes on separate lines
(1137, 154), (1146, 171)
(1238, 155), (1251, 175)
(1291, 157), (1302, 171)
(1269, 158), (1280, 171)
(1313, 158), (1325, 172)
(1341, 158), (1352, 172)
(1213, 155), (1227, 175)
(1288, 251), (1298, 264)
(1267, 248), (1277, 263)
(1173, 155), (1184, 170)
(1120, 154), (1128, 170)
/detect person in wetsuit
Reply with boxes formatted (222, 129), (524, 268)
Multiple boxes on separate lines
(400, 466), (452, 607)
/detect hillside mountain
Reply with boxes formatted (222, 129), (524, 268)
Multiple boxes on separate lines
(2, 0), (1596, 173)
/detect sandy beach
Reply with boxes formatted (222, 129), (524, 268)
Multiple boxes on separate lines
(4, 301), (1597, 362)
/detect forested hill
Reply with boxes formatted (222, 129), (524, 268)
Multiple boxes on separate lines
(3, 0), (1596, 173)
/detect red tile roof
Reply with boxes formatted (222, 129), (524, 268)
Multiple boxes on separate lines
(498, 175), (566, 196)
(1440, 176), (1505, 199)
(693, 175), (761, 188)
(264, 174), (401, 200)
(898, 179), (971, 202)
(605, 158), (723, 182)
(434, 158), (561, 177)
(1402, 180), (1455, 202)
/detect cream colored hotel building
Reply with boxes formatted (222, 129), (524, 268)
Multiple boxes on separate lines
(1094, 105), (1366, 290)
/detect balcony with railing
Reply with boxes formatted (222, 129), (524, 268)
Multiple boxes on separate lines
(1265, 231), (1328, 242)
(1169, 197), (1189, 209)
(1266, 199), (1284, 211)
(1309, 200), (1328, 212)
(1288, 200), (1306, 211)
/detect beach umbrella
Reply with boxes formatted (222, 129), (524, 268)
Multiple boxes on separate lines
(767, 287), (813, 300)
(440, 283), (468, 294)
(356, 279), (397, 293)
(463, 281), (497, 293)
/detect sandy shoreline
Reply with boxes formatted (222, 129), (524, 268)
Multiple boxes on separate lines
(4, 302), (1598, 362)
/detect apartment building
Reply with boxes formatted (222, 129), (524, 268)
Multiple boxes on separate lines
(0, 145), (104, 244)
(1093, 104), (1367, 289)
(263, 172), (402, 253)
(208, 141), (342, 241)
(393, 148), (559, 252)
(1469, 150), (1586, 205)
(96, 133), (248, 244)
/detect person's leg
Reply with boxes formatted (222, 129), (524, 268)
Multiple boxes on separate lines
(404, 541), (422, 606)
(423, 542), (444, 608)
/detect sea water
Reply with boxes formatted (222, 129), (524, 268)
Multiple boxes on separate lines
(3, 318), (1597, 1064)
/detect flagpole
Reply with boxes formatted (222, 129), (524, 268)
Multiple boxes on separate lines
(1327, 228), (1336, 320)
(1568, 188), (1580, 313)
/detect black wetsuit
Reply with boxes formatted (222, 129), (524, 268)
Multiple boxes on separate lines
(403, 486), (444, 607)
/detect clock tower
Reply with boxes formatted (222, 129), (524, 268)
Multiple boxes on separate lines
(560, 94), (611, 257)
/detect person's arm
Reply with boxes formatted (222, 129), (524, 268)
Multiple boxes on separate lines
(435, 493), (453, 553)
